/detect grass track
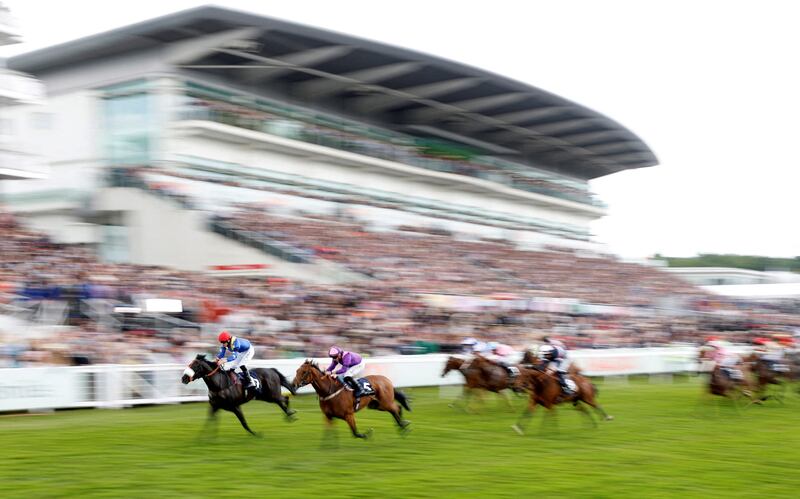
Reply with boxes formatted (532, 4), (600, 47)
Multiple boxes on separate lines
(2, 377), (800, 498)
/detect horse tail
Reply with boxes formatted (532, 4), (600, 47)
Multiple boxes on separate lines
(274, 369), (297, 395)
(394, 389), (412, 412)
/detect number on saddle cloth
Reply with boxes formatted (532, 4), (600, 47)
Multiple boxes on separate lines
(237, 372), (261, 392)
(564, 378), (577, 392)
(356, 378), (375, 395)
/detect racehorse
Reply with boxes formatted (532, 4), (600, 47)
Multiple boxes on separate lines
(741, 352), (792, 402)
(511, 365), (612, 435)
(695, 347), (757, 404)
(521, 349), (538, 366)
(293, 360), (411, 439)
(181, 354), (297, 436)
(441, 355), (517, 410)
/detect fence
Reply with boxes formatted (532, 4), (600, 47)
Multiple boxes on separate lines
(0, 347), (748, 413)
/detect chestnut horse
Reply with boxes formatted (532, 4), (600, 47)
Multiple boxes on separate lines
(511, 365), (612, 435)
(696, 349), (757, 404)
(293, 360), (411, 439)
(441, 355), (516, 409)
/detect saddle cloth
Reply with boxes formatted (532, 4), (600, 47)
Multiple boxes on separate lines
(236, 372), (261, 392)
(355, 378), (375, 395)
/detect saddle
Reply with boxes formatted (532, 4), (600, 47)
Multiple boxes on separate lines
(353, 378), (375, 396)
(720, 367), (743, 381)
(234, 371), (261, 393)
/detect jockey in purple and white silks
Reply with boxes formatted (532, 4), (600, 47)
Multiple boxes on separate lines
(325, 346), (369, 402)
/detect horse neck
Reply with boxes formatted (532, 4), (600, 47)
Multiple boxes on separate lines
(309, 369), (337, 397)
(201, 363), (231, 392)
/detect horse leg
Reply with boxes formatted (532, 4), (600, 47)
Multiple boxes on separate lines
(344, 412), (371, 439)
(275, 395), (297, 422)
(454, 386), (477, 413)
(584, 398), (613, 421)
(541, 406), (558, 435)
(512, 399), (537, 435)
(574, 401), (597, 428)
(387, 400), (412, 435)
(320, 415), (338, 450)
(230, 406), (259, 437)
(498, 390), (513, 410)
(197, 405), (220, 441)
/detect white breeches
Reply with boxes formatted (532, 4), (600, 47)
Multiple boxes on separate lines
(223, 347), (254, 372)
(341, 361), (365, 379)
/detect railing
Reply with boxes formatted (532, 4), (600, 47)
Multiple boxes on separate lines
(0, 348), (744, 413)
(178, 95), (604, 208)
(208, 217), (312, 264)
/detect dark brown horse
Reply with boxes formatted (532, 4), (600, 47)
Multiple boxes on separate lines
(741, 353), (792, 402)
(181, 354), (297, 436)
(441, 355), (517, 410)
(293, 360), (411, 439)
(511, 365), (612, 435)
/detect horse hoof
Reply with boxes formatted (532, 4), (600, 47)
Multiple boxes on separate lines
(605, 415), (614, 421)
(511, 424), (524, 436)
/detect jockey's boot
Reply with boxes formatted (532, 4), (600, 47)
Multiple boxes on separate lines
(557, 371), (574, 396)
(240, 366), (255, 394)
(345, 376), (363, 410)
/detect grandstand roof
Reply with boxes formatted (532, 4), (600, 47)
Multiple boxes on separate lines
(8, 5), (657, 179)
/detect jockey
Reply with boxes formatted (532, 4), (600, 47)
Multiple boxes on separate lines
(460, 337), (479, 356)
(757, 336), (786, 372)
(216, 331), (257, 392)
(707, 337), (742, 380)
(538, 336), (572, 395)
(487, 342), (517, 377)
(325, 346), (368, 406)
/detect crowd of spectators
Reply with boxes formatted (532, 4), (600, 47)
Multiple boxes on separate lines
(2, 208), (799, 368)
(218, 205), (707, 304)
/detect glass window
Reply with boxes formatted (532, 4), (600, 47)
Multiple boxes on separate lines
(104, 92), (152, 165)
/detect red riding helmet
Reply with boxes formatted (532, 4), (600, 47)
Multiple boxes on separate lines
(218, 331), (232, 343)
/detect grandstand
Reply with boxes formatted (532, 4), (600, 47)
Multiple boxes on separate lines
(12, 6), (789, 367)
(2, 5), (656, 275)
(0, 1), (45, 181)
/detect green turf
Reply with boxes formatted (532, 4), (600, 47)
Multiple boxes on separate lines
(2, 378), (799, 498)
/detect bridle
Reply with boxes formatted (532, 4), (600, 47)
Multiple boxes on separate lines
(184, 359), (222, 382)
(297, 363), (342, 401)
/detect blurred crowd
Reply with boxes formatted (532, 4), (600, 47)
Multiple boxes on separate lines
(1, 209), (799, 368)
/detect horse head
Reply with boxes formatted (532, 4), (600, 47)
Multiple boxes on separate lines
(521, 350), (538, 365)
(181, 354), (217, 384)
(293, 359), (322, 389)
(441, 356), (464, 377)
(512, 367), (536, 392)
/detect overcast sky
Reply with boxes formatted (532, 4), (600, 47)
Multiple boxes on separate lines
(2, 0), (798, 258)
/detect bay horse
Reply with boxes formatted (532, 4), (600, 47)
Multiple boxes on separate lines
(293, 360), (411, 439)
(511, 365), (612, 435)
(441, 355), (517, 410)
(181, 354), (297, 436)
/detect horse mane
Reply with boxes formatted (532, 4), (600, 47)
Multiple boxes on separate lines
(303, 359), (322, 372)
